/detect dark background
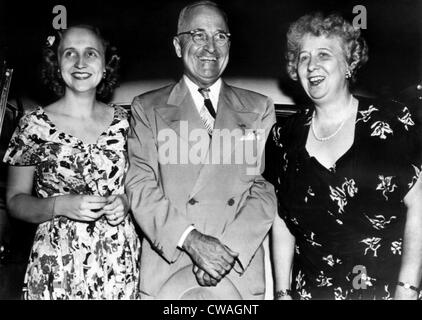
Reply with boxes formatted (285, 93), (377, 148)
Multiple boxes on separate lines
(1, 0), (421, 105)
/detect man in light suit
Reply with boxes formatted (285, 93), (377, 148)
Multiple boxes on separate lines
(126, 1), (277, 300)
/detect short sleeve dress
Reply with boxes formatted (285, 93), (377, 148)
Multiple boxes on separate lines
(264, 97), (422, 300)
(3, 105), (141, 300)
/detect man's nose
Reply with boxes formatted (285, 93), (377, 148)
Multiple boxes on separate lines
(204, 37), (216, 52)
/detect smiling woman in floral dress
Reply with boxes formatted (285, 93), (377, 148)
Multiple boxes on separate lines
(3, 25), (141, 299)
(265, 12), (422, 300)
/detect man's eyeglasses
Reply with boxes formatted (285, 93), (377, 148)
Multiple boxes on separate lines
(177, 29), (231, 47)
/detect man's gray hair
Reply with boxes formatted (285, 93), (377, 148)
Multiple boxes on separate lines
(177, 1), (229, 34)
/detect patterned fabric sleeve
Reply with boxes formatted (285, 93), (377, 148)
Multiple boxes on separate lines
(263, 121), (292, 222)
(263, 123), (282, 187)
(3, 112), (42, 166)
(397, 103), (422, 196)
(113, 104), (129, 120)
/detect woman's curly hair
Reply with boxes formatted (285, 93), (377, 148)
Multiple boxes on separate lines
(286, 12), (368, 83)
(41, 24), (120, 101)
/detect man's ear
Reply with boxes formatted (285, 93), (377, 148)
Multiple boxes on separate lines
(173, 37), (182, 58)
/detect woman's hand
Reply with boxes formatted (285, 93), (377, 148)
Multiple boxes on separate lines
(394, 285), (420, 300)
(55, 195), (108, 222)
(274, 289), (293, 300)
(103, 194), (129, 226)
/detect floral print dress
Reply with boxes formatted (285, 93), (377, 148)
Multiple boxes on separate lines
(3, 105), (141, 300)
(264, 97), (422, 300)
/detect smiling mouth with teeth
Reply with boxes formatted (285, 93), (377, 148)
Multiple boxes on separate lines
(309, 76), (325, 86)
(72, 72), (92, 80)
(199, 56), (218, 62)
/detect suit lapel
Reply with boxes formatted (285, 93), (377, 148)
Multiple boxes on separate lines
(189, 81), (260, 198)
(154, 79), (209, 191)
(213, 81), (261, 158)
(214, 81), (258, 132)
(155, 79), (207, 144)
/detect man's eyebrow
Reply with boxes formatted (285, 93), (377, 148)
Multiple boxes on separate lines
(189, 28), (228, 33)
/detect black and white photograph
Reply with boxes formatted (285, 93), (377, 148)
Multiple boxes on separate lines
(0, 0), (421, 308)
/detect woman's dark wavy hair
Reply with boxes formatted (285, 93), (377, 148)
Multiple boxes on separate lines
(286, 12), (368, 84)
(41, 24), (120, 101)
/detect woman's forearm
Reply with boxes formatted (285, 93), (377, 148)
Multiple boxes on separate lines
(396, 206), (422, 298)
(7, 193), (56, 224)
(396, 178), (422, 299)
(271, 215), (295, 292)
(6, 166), (56, 224)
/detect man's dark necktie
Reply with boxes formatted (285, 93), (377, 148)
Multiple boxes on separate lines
(198, 88), (216, 119)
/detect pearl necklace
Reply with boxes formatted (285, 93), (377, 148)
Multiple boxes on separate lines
(311, 96), (354, 142)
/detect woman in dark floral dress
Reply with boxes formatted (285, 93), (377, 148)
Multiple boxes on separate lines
(3, 25), (141, 299)
(265, 13), (422, 300)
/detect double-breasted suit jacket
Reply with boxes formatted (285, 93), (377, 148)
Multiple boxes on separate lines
(126, 78), (277, 299)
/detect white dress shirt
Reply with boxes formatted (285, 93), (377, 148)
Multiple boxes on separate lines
(183, 75), (221, 114)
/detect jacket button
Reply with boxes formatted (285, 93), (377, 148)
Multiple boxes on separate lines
(188, 198), (197, 205)
(227, 198), (235, 206)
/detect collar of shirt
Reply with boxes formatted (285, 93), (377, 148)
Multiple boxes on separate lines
(183, 75), (221, 114)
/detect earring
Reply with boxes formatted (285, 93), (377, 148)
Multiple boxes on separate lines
(345, 69), (352, 79)
(102, 71), (107, 79)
